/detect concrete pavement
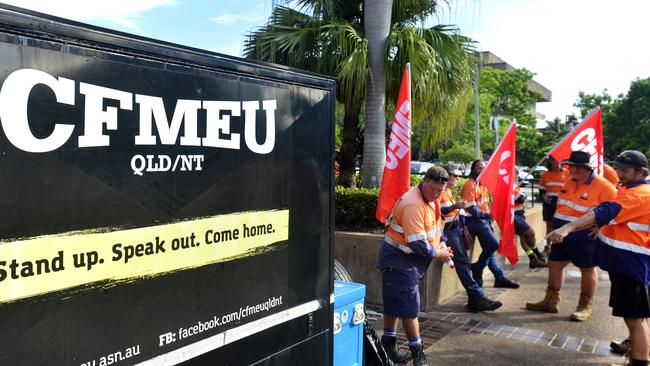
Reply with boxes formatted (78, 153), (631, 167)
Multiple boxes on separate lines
(370, 255), (630, 365)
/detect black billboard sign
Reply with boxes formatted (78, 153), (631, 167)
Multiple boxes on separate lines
(0, 5), (335, 365)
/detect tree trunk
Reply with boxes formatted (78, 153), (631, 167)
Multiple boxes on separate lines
(337, 100), (362, 188)
(362, 0), (393, 188)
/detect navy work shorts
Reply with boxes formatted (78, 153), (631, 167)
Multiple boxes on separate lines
(542, 200), (557, 222)
(548, 241), (596, 268)
(514, 212), (531, 235)
(381, 269), (421, 318)
(609, 271), (650, 318)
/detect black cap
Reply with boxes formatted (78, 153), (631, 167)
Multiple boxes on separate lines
(561, 151), (592, 168)
(424, 166), (449, 183)
(615, 150), (648, 169)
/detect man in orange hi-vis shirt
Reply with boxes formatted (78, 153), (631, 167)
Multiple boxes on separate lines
(539, 157), (570, 250)
(527, 151), (617, 322)
(441, 164), (502, 312)
(547, 150), (650, 365)
(462, 160), (519, 290)
(379, 166), (454, 366)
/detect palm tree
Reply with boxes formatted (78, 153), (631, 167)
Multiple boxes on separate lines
(543, 117), (570, 140)
(362, 0), (392, 188)
(244, 0), (475, 187)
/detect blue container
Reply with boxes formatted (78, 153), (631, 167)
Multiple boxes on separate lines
(333, 280), (366, 366)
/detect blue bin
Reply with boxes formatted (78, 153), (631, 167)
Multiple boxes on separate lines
(333, 280), (366, 366)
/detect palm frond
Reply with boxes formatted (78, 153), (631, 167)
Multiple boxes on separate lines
(284, 0), (362, 21)
(386, 23), (475, 149)
(323, 22), (369, 106)
(243, 6), (323, 70)
(392, 0), (447, 26)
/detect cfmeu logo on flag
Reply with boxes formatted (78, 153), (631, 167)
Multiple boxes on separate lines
(499, 151), (512, 185)
(376, 64), (411, 223)
(549, 108), (603, 175)
(385, 100), (411, 169)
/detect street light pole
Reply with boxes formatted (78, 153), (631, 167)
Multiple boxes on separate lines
(491, 116), (499, 147)
(473, 62), (480, 160)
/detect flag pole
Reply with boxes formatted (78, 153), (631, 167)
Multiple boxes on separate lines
(406, 63), (411, 119)
(525, 154), (549, 182)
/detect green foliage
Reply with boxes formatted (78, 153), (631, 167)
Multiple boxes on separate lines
(516, 125), (543, 166)
(439, 142), (475, 163)
(245, 1), (475, 187)
(479, 68), (541, 120)
(574, 90), (620, 119)
(410, 174), (423, 186)
(387, 25), (474, 150)
(572, 79), (650, 160)
(437, 67), (546, 165)
(335, 176), (468, 232)
(601, 78), (650, 158)
(335, 186), (383, 231)
(536, 117), (570, 157)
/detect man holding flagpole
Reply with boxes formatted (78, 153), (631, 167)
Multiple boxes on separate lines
(526, 151), (616, 321)
(464, 122), (520, 289)
(546, 150), (650, 365)
(463, 160), (520, 289)
(441, 164), (503, 312)
(526, 108), (617, 321)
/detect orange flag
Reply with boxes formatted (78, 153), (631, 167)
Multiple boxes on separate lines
(478, 122), (518, 264)
(548, 108), (603, 174)
(376, 64), (411, 223)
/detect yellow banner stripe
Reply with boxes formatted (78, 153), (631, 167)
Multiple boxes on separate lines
(0, 209), (289, 303)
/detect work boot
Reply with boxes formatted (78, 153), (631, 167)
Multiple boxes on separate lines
(526, 288), (560, 313)
(467, 297), (503, 313)
(470, 262), (483, 287)
(494, 277), (520, 288)
(409, 343), (428, 366)
(610, 338), (630, 354)
(570, 294), (594, 321)
(381, 337), (410, 364)
(529, 256), (548, 269)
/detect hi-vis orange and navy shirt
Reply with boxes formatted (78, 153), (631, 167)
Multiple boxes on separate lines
(552, 172), (617, 244)
(539, 168), (569, 200)
(460, 178), (490, 219)
(594, 180), (650, 284)
(380, 184), (445, 280)
(513, 186), (526, 215)
(440, 188), (465, 235)
(440, 188), (461, 224)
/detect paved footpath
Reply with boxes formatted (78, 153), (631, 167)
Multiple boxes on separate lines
(369, 255), (630, 365)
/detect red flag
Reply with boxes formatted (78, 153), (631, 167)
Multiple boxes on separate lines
(478, 123), (518, 264)
(548, 108), (604, 175)
(376, 64), (411, 223)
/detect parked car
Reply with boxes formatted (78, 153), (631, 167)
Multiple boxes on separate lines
(411, 161), (434, 175)
(518, 170), (531, 186)
(530, 165), (548, 179)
